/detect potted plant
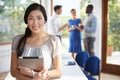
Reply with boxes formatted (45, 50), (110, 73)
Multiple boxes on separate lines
(107, 36), (114, 56)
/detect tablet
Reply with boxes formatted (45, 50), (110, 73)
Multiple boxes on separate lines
(18, 57), (43, 71)
(64, 61), (76, 66)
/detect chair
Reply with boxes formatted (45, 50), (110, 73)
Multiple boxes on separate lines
(86, 74), (96, 80)
(75, 51), (89, 68)
(84, 56), (100, 80)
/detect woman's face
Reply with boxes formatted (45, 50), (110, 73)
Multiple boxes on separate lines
(71, 10), (76, 17)
(27, 10), (45, 34)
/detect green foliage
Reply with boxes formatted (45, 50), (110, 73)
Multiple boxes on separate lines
(107, 35), (113, 46)
(108, 0), (120, 51)
(0, 6), (4, 14)
(80, 0), (90, 19)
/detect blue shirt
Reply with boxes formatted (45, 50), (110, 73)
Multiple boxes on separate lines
(84, 13), (97, 37)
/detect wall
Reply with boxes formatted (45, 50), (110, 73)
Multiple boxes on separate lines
(41, 0), (52, 33)
(0, 45), (11, 73)
(41, 0), (51, 19)
(91, 0), (102, 59)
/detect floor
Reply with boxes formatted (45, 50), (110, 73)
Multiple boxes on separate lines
(0, 72), (8, 80)
(107, 51), (120, 65)
(0, 72), (120, 80)
(100, 73), (120, 80)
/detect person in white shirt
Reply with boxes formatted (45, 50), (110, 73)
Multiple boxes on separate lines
(47, 5), (67, 41)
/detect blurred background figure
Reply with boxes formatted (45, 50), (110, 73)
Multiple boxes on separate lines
(68, 9), (83, 58)
(46, 5), (67, 42)
(83, 4), (97, 56)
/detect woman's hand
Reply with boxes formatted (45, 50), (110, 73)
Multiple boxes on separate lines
(68, 27), (74, 32)
(74, 25), (83, 31)
(17, 66), (33, 77)
(33, 69), (49, 80)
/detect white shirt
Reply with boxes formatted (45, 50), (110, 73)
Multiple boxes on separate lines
(46, 14), (62, 36)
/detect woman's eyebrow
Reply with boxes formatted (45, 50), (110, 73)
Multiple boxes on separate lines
(29, 15), (33, 17)
(28, 14), (42, 18)
(37, 15), (42, 17)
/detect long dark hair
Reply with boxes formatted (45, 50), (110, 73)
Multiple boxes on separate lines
(17, 3), (47, 57)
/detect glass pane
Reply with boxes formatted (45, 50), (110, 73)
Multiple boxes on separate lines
(0, 0), (39, 43)
(107, 0), (120, 65)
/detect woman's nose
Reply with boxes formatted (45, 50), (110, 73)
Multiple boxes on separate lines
(33, 19), (38, 25)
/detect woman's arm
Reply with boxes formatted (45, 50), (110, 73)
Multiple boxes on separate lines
(58, 23), (68, 32)
(10, 52), (33, 80)
(74, 25), (83, 31)
(33, 54), (62, 80)
(74, 21), (84, 31)
(47, 54), (62, 79)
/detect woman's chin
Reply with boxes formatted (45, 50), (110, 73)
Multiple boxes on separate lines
(32, 30), (40, 34)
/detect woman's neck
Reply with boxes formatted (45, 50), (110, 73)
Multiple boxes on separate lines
(72, 16), (76, 20)
(31, 32), (46, 38)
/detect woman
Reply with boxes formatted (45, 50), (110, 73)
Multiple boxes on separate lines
(68, 9), (83, 58)
(10, 3), (62, 80)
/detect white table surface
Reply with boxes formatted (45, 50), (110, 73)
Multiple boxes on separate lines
(60, 54), (88, 80)
(5, 54), (88, 80)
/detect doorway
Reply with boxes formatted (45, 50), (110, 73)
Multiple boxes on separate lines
(102, 0), (120, 75)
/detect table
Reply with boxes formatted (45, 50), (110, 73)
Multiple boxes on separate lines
(5, 54), (88, 80)
(60, 54), (88, 80)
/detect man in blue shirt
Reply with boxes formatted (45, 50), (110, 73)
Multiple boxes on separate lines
(83, 4), (97, 56)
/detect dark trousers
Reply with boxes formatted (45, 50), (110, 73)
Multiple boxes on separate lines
(56, 35), (62, 42)
(83, 37), (95, 56)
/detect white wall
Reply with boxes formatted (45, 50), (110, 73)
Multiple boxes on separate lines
(0, 45), (11, 73)
(41, 0), (52, 33)
(91, 0), (102, 59)
(41, 0), (51, 19)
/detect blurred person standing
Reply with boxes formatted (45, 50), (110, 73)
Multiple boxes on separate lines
(83, 4), (97, 56)
(47, 5), (67, 42)
(68, 9), (83, 58)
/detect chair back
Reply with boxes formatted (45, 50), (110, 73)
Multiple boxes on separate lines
(84, 56), (100, 75)
(75, 51), (89, 67)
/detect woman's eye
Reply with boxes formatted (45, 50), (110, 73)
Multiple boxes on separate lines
(38, 17), (42, 20)
(29, 17), (33, 20)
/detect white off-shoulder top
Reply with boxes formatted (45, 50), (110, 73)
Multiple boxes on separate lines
(11, 34), (62, 80)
